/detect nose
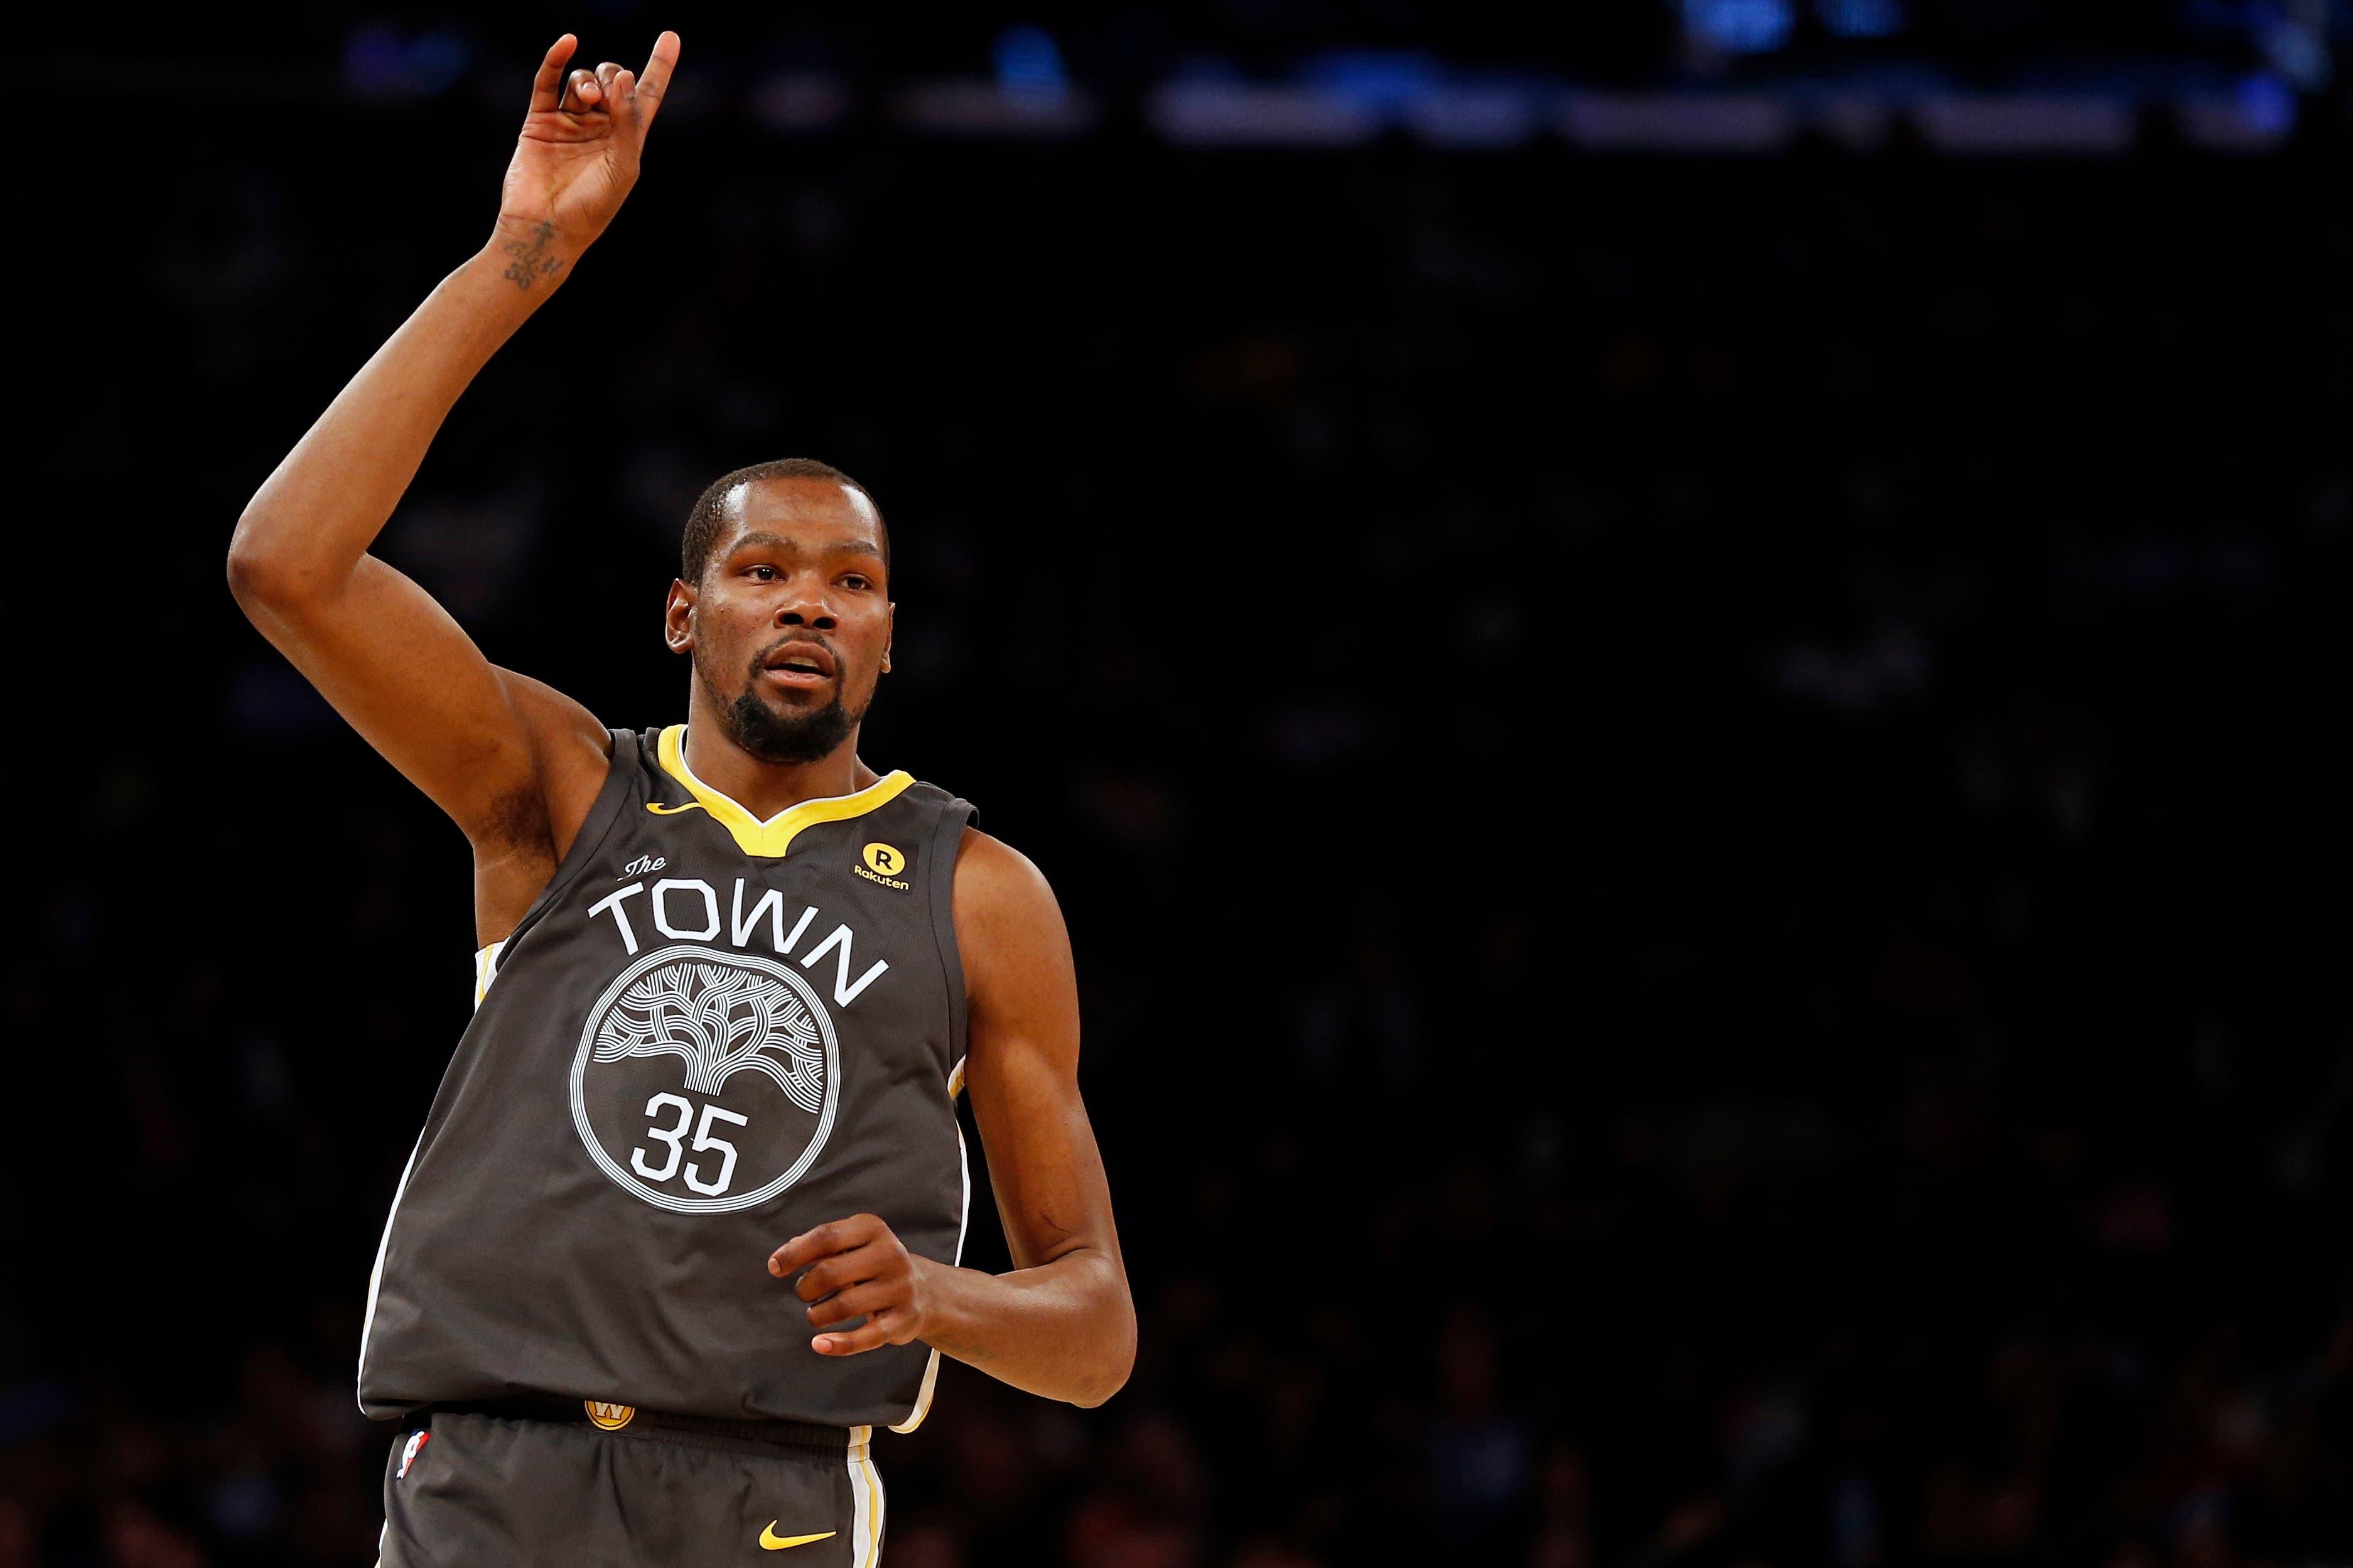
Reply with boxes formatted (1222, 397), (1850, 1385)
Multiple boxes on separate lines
(773, 583), (837, 631)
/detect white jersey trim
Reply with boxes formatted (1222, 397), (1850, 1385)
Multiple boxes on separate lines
(355, 1134), (423, 1413)
(888, 1109), (970, 1434)
(358, 943), (497, 1410)
(472, 940), (506, 1009)
(846, 1425), (884, 1568)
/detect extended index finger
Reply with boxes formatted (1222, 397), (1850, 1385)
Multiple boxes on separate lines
(632, 30), (681, 129)
(528, 34), (578, 114)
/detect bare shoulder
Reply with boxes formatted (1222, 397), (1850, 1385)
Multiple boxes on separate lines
(951, 828), (1081, 1087)
(953, 827), (1057, 907)
(951, 828), (1075, 997)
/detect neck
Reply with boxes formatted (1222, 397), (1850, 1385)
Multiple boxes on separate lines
(682, 685), (878, 819)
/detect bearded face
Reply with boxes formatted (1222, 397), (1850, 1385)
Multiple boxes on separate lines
(666, 475), (894, 771)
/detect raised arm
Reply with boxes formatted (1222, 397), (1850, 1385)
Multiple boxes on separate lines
(768, 830), (1137, 1407)
(227, 31), (679, 935)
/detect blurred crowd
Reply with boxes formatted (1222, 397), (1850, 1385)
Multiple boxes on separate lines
(9, 11), (2352, 1568)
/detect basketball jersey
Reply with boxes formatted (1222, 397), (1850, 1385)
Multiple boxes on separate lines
(357, 724), (976, 1432)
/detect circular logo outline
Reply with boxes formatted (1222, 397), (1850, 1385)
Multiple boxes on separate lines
(569, 943), (841, 1215)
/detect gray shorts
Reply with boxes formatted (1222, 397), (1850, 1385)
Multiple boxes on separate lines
(378, 1407), (886, 1568)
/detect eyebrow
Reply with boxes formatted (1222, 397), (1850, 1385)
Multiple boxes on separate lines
(727, 531), (884, 560)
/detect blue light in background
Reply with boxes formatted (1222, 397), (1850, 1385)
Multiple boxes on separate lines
(342, 22), (476, 100)
(1301, 50), (1446, 111)
(2236, 72), (2296, 131)
(1684, 0), (1797, 54)
(1818, 0), (1906, 38)
(994, 25), (1069, 98)
(2256, 4), (2333, 89)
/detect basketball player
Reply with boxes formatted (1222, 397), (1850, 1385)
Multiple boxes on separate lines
(226, 31), (1135, 1565)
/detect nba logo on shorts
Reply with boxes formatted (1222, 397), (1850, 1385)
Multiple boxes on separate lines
(397, 1430), (430, 1478)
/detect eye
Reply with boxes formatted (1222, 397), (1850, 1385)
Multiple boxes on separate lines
(839, 574), (872, 591)
(746, 564), (778, 581)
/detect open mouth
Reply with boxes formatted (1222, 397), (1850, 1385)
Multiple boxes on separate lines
(760, 642), (837, 689)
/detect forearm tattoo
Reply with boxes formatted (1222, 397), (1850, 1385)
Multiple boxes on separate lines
(501, 222), (564, 291)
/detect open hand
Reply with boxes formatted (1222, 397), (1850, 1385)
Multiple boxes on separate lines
(769, 1213), (940, 1356)
(492, 30), (681, 285)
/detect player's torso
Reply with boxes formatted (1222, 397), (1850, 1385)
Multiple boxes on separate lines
(358, 724), (973, 1431)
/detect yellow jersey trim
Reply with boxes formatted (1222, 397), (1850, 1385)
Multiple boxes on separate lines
(473, 940), (506, 1009)
(654, 724), (913, 858)
(845, 1426), (882, 1568)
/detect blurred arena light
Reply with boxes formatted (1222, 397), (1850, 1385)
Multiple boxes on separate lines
(1305, 51), (1546, 148)
(341, 21), (473, 102)
(2258, 0), (2335, 88)
(1910, 94), (2138, 154)
(1139, 75), (2302, 154)
(1301, 50), (1447, 112)
(891, 78), (1099, 136)
(1146, 79), (1381, 147)
(888, 22), (1097, 136)
(993, 24), (1070, 101)
(1684, 0), (1799, 55)
(315, 15), (2322, 155)
(1401, 85), (1547, 149)
(1818, 0), (1907, 39)
(1559, 91), (1792, 152)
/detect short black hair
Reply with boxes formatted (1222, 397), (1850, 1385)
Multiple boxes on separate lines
(681, 458), (888, 586)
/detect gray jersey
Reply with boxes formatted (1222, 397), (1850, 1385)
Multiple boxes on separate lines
(358, 724), (976, 1432)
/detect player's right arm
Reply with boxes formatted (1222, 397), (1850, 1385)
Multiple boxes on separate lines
(227, 31), (679, 932)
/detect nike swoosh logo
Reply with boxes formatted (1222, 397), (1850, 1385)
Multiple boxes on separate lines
(759, 1525), (836, 1551)
(646, 801), (707, 816)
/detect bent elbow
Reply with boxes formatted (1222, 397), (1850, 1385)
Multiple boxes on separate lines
(225, 544), (267, 609)
(225, 529), (284, 609)
(1071, 1309), (1138, 1409)
(1074, 1367), (1133, 1410)
(225, 520), (328, 613)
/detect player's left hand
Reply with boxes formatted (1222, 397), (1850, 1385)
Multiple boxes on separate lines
(768, 1214), (940, 1356)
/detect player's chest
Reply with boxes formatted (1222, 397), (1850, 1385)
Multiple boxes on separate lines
(505, 827), (950, 1213)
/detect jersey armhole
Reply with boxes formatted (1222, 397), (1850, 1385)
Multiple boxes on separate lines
(925, 798), (976, 1087)
(891, 793), (976, 1437)
(472, 940), (506, 1009)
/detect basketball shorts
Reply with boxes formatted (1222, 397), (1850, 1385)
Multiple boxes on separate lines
(377, 1401), (886, 1568)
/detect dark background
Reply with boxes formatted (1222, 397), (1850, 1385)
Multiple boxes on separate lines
(10, 4), (2353, 1565)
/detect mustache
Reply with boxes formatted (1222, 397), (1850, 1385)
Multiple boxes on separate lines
(749, 632), (840, 670)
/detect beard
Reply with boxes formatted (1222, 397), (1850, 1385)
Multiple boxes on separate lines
(699, 645), (870, 764)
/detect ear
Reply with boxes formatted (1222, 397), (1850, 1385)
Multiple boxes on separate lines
(881, 600), (894, 674)
(664, 579), (696, 654)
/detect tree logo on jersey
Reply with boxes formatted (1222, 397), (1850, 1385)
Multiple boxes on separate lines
(569, 945), (841, 1215)
(591, 961), (827, 1109)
